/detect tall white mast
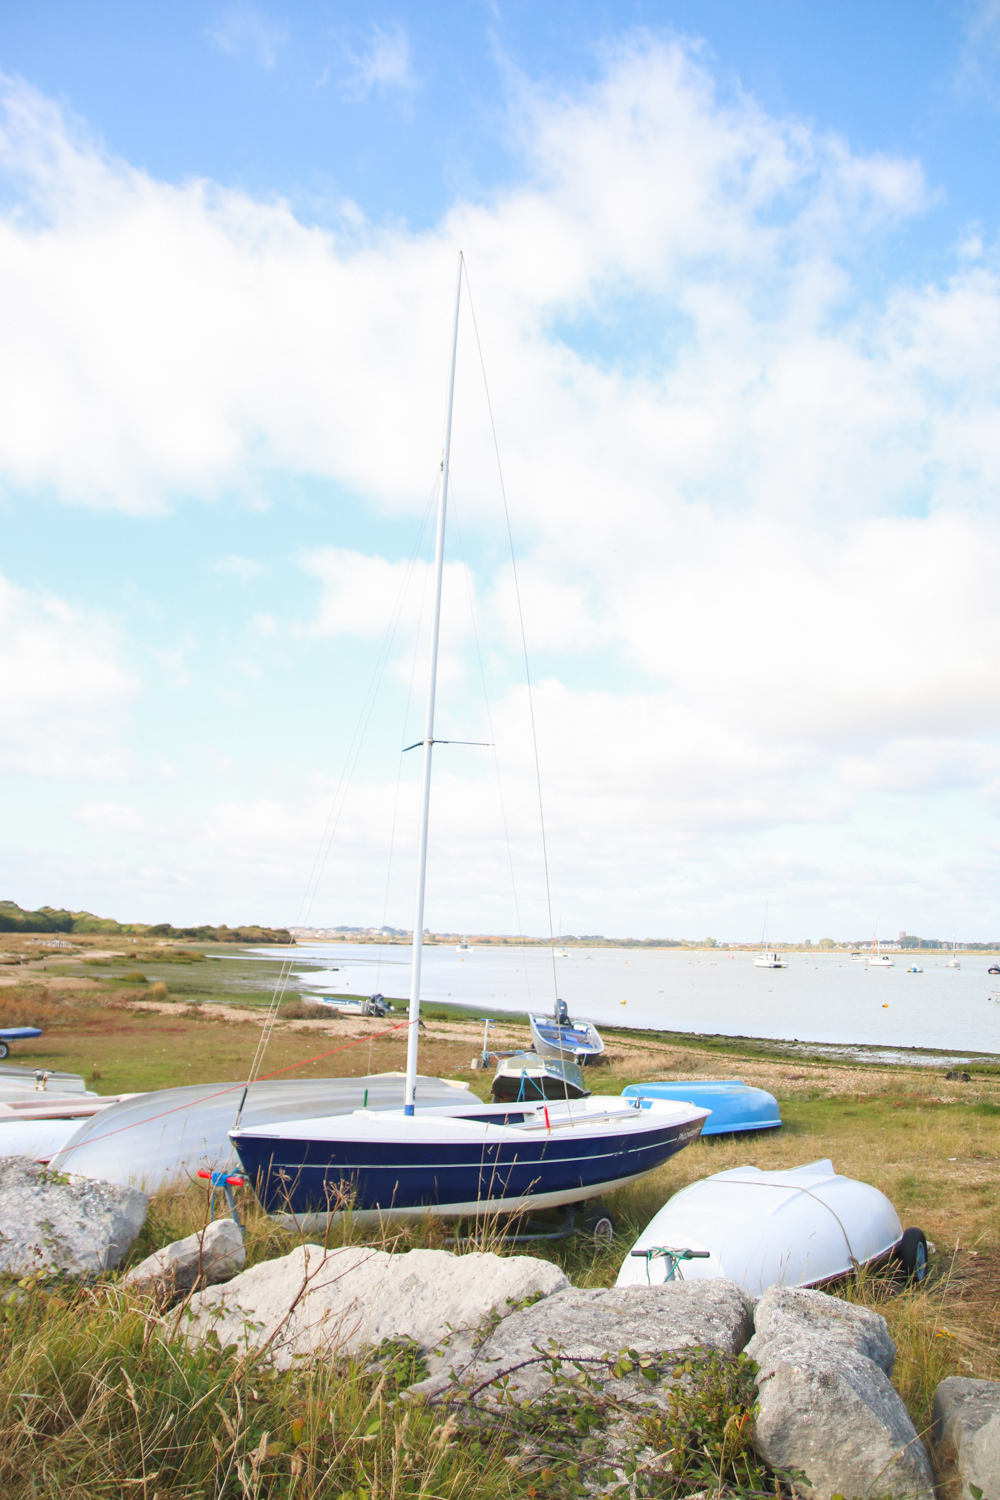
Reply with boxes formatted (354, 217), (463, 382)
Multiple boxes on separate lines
(404, 253), (463, 1116)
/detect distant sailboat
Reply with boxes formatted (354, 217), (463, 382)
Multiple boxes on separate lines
(947, 923), (960, 969)
(868, 921), (894, 968)
(754, 904), (787, 969)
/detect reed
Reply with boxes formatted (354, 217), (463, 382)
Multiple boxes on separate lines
(0, 1278), (516, 1500)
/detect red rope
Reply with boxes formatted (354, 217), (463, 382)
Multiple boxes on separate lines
(55, 1018), (414, 1157)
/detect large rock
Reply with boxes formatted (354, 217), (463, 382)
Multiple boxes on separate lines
(932, 1376), (1000, 1500)
(181, 1244), (569, 1372)
(124, 1217), (245, 1299)
(749, 1287), (934, 1500)
(419, 1278), (755, 1404)
(748, 1285), (897, 1375)
(0, 1155), (147, 1276)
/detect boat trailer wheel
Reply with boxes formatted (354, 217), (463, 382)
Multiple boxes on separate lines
(894, 1227), (928, 1283)
(0, 1041), (8, 1059)
(582, 1205), (616, 1245)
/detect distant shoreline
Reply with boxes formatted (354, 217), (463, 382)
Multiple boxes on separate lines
(291, 936), (1000, 955)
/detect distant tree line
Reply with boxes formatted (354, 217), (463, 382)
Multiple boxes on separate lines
(0, 900), (292, 944)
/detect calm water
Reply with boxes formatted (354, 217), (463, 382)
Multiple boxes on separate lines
(244, 944), (1000, 1059)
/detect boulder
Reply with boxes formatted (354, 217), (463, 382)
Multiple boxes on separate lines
(419, 1278), (755, 1405)
(932, 1376), (1000, 1500)
(749, 1287), (933, 1500)
(0, 1155), (147, 1276)
(181, 1244), (569, 1372)
(124, 1217), (245, 1298)
(748, 1285), (896, 1375)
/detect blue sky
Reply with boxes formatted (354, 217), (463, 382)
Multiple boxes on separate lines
(3, 2), (1000, 941)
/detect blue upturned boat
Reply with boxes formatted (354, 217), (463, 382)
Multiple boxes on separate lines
(621, 1079), (782, 1135)
(0, 1026), (42, 1059)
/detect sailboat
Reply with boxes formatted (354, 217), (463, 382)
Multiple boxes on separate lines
(230, 257), (708, 1225)
(753, 903), (787, 968)
(946, 923), (960, 969)
(868, 922), (894, 968)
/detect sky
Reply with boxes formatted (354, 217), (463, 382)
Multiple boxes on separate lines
(3, 2), (1000, 942)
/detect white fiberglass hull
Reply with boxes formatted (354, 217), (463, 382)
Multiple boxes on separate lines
(47, 1074), (471, 1190)
(617, 1159), (903, 1296)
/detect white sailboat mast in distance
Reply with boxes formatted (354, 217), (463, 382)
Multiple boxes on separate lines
(947, 920), (961, 969)
(868, 919), (894, 967)
(403, 253), (463, 1116)
(754, 903), (787, 968)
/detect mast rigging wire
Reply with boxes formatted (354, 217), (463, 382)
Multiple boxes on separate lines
(460, 261), (560, 1003)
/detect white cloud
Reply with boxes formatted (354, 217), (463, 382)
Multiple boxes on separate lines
(3, 44), (1000, 932)
(214, 553), (268, 581)
(339, 24), (419, 101)
(0, 574), (136, 777)
(210, 6), (287, 69)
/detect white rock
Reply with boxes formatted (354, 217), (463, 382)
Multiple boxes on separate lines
(425, 1278), (754, 1405)
(748, 1285), (896, 1375)
(181, 1244), (569, 1371)
(749, 1287), (933, 1500)
(0, 1155), (147, 1276)
(124, 1217), (245, 1297)
(932, 1376), (1000, 1500)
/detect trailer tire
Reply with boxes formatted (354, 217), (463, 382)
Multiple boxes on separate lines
(0, 1041), (8, 1059)
(582, 1205), (616, 1245)
(895, 1227), (928, 1283)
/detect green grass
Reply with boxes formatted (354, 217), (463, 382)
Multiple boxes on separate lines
(5, 968), (1000, 1492)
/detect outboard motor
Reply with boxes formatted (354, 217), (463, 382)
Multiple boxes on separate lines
(367, 993), (391, 1018)
(555, 998), (570, 1026)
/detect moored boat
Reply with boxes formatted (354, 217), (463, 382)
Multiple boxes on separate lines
(621, 1078), (781, 1135)
(616, 1159), (927, 1295)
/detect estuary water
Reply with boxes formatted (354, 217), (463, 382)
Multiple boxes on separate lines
(245, 943), (1000, 1060)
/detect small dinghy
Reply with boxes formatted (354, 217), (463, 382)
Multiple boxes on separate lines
(304, 993), (394, 1018)
(529, 1000), (605, 1064)
(621, 1079), (781, 1135)
(0, 1063), (129, 1161)
(0, 1026), (43, 1059)
(616, 1159), (928, 1295)
(491, 1053), (590, 1103)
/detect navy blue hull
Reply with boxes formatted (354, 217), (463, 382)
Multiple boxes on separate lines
(232, 1116), (699, 1216)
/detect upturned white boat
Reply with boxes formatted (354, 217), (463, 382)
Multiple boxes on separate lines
(616, 1159), (928, 1295)
(48, 1074), (472, 1189)
(229, 258), (706, 1223)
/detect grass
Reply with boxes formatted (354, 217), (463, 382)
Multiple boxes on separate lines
(5, 955), (1000, 1493)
